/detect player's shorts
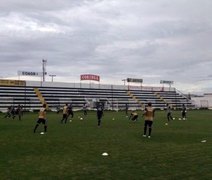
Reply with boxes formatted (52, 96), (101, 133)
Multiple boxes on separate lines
(63, 114), (67, 119)
(97, 111), (103, 119)
(144, 120), (153, 127)
(37, 118), (46, 125)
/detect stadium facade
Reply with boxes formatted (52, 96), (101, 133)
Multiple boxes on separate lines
(0, 79), (194, 112)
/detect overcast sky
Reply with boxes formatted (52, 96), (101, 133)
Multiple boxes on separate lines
(0, 0), (212, 94)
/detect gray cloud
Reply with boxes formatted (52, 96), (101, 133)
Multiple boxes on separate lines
(0, 0), (212, 94)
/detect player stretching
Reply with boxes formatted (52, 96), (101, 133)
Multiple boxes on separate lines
(33, 104), (47, 133)
(129, 111), (138, 121)
(143, 102), (155, 138)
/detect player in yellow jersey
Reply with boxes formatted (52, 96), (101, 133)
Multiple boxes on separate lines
(33, 104), (47, 133)
(143, 102), (155, 138)
(61, 104), (68, 123)
(129, 111), (138, 121)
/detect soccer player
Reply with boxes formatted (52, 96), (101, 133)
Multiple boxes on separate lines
(33, 104), (47, 133)
(143, 102), (155, 138)
(181, 104), (187, 120)
(4, 106), (12, 118)
(129, 111), (138, 121)
(67, 103), (74, 118)
(16, 104), (23, 120)
(61, 104), (68, 123)
(83, 103), (88, 116)
(11, 106), (16, 119)
(166, 104), (174, 123)
(125, 103), (129, 115)
(97, 103), (104, 127)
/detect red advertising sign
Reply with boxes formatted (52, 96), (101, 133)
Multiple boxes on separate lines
(80, 74), (100, 81)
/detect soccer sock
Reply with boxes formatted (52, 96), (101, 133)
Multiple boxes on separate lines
(144, 126), (147, 135)
(44, 125), (47, 132)
(34, 124), (39, 133)
(149, 127), (152, 136)
(98, 119), (101, 126)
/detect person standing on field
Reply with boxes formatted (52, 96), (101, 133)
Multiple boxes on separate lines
(83, 103), (88, 116)
(181, 104), (187, 120)
(61, 104), (68, 124)
(166, 104), (174, 123)
(33, 104), (47, 133)
(67, 103), (74, 119)
(125, 103), (129, 115)
(143, 102), (155, 138)
(14, 104), (23, 120)
(97, 103), (104, 127)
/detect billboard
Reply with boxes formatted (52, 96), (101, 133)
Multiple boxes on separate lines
(127, 78), (143, 83)
(160, 80), (174, 84)
(0, 79), (26, 86)
(80, 74), (100, 81)
(18, 71), (42, 77)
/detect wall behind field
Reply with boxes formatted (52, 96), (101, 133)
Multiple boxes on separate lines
(26, 81), (175, 91)
(191, 94), (212, 108)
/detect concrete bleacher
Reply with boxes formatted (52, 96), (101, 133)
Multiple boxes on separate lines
(0, 80), (194, 112)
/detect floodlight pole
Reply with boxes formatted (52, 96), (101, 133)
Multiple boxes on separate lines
(49, 74), (56, 82)
(122, 79), (126, 86)
(42, 59), (47, 82)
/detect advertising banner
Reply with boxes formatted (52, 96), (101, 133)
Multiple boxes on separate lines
(80, 74), (100, 81)
(0, 79), (26, 86)
(18, 71), (42, 77)
(160, 80), (174, 84)
(127, 78), (143, 83)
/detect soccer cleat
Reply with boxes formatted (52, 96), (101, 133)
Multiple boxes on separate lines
(148, 136), (151, 138)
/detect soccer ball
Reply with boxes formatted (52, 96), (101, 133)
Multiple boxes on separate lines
(112, 118), (115, 120)
(173, 118), (175, 120)
(40, 132), (44, 135)
(102, 152), (109, 156)
(165, 123), (168, 126)
(69, 120), (72, 122)
(80, 117), (83, 120)
(178, 118), (181, 120)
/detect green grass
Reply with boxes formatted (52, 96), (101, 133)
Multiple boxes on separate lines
(0, 110), (212, 180)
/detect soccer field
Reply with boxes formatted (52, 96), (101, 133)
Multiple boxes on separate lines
(0, 110), (212, 179)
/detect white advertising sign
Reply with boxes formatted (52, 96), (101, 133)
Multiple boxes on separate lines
(18, 71), (42, 77)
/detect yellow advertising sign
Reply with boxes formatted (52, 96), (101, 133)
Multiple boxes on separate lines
(0, 79), (26, 86)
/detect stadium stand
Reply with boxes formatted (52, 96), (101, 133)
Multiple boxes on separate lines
(0, 80), (194, 112)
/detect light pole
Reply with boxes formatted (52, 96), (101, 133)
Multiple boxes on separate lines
(42, 59), (47, 82)
(122, 79), (126, 86)
(49, 75), (56, 82)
